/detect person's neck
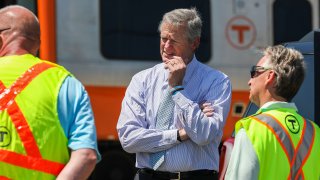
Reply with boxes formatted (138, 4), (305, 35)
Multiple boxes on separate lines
(0, 48), (31, 56)
(0, 36), (37, 57)
(185, 54), (194, 65)
(0, 42), (34, 56)
(259, 97), (287, 108)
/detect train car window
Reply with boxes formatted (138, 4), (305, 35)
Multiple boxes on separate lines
(232, 102), (246, 117)
(273, 0), (312, 45)
(0, 0), (16, 8)
(16, 0), (37, 13)
(100, 0), (211, 62)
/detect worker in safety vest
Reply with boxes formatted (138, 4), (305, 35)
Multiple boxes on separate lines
(0, 5), (100, 179)
(225, 45), (320, 180)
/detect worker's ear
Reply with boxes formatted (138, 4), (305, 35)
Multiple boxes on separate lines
(266, 70), (277, 86)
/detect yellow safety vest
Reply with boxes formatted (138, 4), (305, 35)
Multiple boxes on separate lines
(0, 54), (71, 179)
(236, 107), (320, 180)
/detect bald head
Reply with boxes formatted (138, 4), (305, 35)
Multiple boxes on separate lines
(0, 5), (40, 56)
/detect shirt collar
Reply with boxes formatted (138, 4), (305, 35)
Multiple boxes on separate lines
(258, 101), (298, 113)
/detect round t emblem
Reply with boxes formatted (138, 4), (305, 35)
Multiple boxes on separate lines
(285, 115), (300, 134)
(0, 126), (11, 147)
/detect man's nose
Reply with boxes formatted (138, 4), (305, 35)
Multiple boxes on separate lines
(164, 40), (172, 49)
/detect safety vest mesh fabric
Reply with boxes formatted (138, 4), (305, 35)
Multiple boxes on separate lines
(0, 54), (70, 179)
(235, 108), (320, 180)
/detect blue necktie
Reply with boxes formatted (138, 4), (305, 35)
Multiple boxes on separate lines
(150, 89), (175, 170)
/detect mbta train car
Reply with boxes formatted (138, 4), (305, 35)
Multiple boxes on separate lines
(0, 0), (319, 179)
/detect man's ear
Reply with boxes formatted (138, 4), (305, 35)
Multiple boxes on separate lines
(192, 37), (200, 51)
(266, 70), (277, 86)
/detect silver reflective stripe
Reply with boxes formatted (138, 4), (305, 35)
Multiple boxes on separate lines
(254, 114), (315, 180)
(255, 114), (294, 161)
(291, 119), (315, 179)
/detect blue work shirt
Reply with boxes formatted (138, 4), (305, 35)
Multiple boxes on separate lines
(58, 76), (100, 160)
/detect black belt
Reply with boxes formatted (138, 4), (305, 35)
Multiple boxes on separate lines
(139, 168), (218, 179)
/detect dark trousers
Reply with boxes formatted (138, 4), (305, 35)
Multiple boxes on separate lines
(134, 169), (219, 180)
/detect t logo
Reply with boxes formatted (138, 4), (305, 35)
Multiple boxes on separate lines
(0, 126), (11, 147)
(285, 115), (300, 134)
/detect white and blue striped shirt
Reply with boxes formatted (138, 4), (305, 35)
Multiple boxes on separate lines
(117, 56), (232, 172)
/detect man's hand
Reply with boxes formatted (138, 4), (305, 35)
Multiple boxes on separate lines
(200, 102), (214, 117)
(177, 103), (214, 143)
(178, 129), (189, 141)
(164, 56), (186, 87)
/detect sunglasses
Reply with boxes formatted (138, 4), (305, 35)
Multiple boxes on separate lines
(250, 65), (272, 78)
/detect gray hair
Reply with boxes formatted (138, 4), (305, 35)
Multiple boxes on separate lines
(262, 45), (305, 101)
(158, 8), (202, 42)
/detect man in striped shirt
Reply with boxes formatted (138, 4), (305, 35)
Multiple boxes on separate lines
(117, 8), (231, 180)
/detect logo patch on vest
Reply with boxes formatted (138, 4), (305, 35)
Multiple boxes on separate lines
(0, 126), (11, 147)
(285, 115), (300, 134)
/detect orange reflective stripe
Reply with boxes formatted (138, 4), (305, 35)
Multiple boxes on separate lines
(253, 114), (315, 180)
(0, 82), (4, 95)
(0, 62), (65, 176)
(0, 62), (54, 157)
(0, 149), (65, 176)
(0, 81), (42, 157)
(0, 176), (11, 180)
(0, 62), (54, 110)
(291, 119), (315, 180)
(291, 119), (306, 165)
(6, 100), (41, 157)
(251, 115), (293, 164)
(289, 119), (306, 180)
